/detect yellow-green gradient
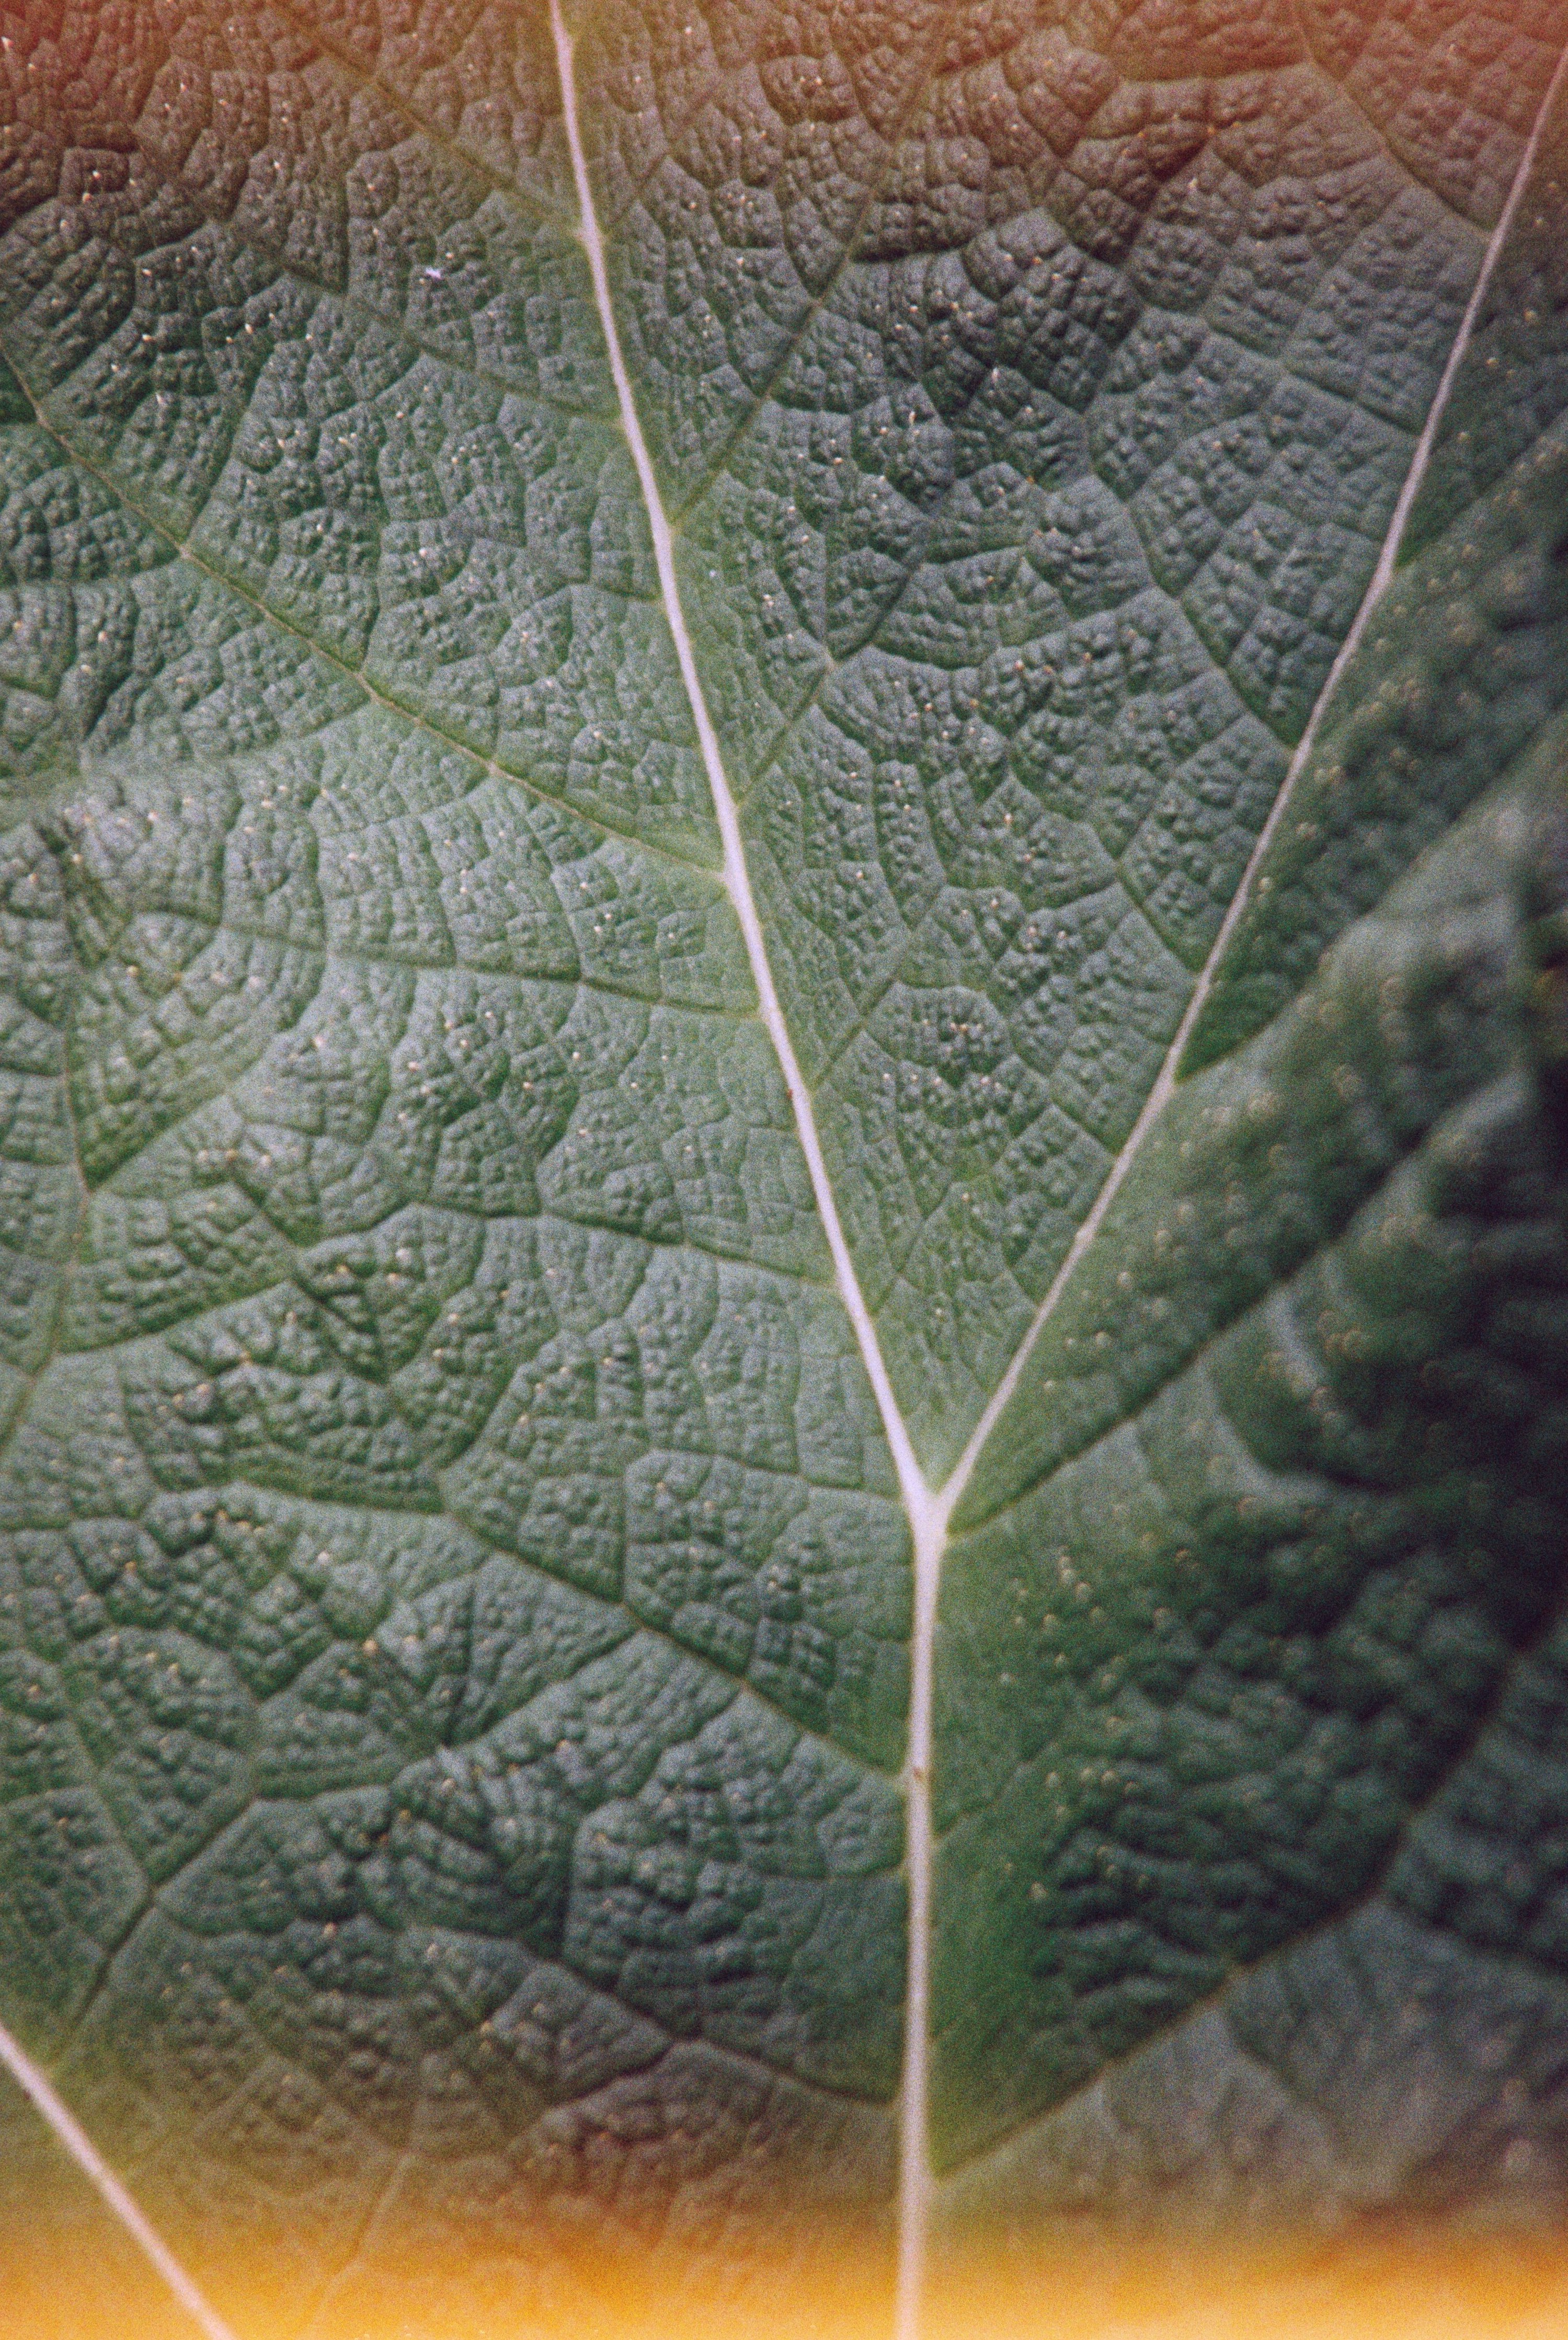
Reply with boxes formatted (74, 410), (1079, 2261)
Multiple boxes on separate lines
(2, 1), (1568, 2333)
(6, 2089), (1568, 2340)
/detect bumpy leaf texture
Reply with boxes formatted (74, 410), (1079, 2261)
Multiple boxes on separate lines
(1, 0), (1567, 2331)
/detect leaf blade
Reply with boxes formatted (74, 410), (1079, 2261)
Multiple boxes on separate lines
(4, 2), (1568, 2326)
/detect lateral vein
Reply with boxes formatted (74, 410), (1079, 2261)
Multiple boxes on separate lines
(0, 2017), (239, 2340)
(934, 35), (1568, 1536)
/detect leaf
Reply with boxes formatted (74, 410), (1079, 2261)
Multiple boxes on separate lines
(0, 0), (1566, 2329)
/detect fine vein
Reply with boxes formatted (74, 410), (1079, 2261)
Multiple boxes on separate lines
(0, 2017), (239, 2340)
(547, 8), (947, 2332)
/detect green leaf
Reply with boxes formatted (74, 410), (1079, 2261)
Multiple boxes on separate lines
(0, 1), (1566, 2328)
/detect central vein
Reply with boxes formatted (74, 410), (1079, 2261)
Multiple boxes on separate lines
(546, 7), (948, 2328)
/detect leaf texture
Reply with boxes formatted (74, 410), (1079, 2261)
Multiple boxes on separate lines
(0, 0), (1565, 2327)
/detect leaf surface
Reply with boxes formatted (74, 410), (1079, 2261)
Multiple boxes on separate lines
(0, 0), (1566, 2325)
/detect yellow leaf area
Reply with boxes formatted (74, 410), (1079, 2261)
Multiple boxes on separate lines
(2, 2208), (1567, 2340)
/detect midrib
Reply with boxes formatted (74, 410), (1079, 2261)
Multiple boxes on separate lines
(546, 17), (954, 2333)
(551, 9), (1568, 2336)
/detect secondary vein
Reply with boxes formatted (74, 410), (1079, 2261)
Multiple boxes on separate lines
(933, 33), (1568, 1539)
(0, 2016), (239, 2340)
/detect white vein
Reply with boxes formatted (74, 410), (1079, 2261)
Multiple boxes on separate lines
(0, 2017), (240, 2340)
(554, 16), (1568, 2340)
(545, 13), (941, 1561)
(547, 10), (947, 2334)
(937, 37), (1568, 1536)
